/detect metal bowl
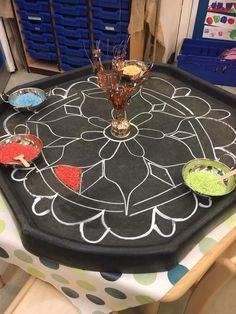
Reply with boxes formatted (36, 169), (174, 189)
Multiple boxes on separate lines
(2, 87), (48, 112)
(182, 158), (236, 197)
(0, 134), (43, 167)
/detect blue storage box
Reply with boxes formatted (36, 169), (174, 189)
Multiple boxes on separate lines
(60, 54), (90, 66)
(61, 61), (90, 71)
(24, 39), (56, 52)
(57, 36), (90, 49)
(92, 18), (128, 32)
(18, 9), (50, 22)
(27, 48), (57, 61)
(20, 19), (52, 32)
(59, 44), (90, 57)
(52, 14), (88, 27)
(92, 6), (129, 22)
(54, 0), (87, 5)
(22, 30), (54, 42)
(55, 25), (89, 39)
(92, 0), (129, 10)
(52, 3), (87, 17)
(94, 40), (127, 55)
(61, 63), (75, 71)
(177, 39), (236, 86)
(93, 30), (128, 43)
(16, 0), (49, 12)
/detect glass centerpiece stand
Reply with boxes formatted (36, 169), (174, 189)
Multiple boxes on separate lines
(93, 51), (152, 138)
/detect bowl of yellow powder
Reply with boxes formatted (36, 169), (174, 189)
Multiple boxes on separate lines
(182, 158), (236, 197)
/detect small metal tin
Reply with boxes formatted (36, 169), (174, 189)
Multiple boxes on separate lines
(182, 158), (236, 197)
(1, 87), (48, 112)
(0, 134), (43, 167)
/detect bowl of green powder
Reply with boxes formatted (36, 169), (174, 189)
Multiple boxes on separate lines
(182, 158), (236, 197)
(1, 87), (48, 112)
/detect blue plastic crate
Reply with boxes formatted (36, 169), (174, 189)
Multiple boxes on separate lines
(54, 0), (87, 5)
(52, 3), (87, 17)
(61, 63), (74, 71)
(92, 6), (129, 22)
(93, 29), (128, 43)
(92, 18), (128, 32)
(94, 40), (127, 56)
(57, 36), (90, 49)
(52, 13), (88, 27)
(22, 30), (54, 42)
(101, 53), (113, 61)
(24, 39), (56, 52)
(177, 39), (236, 87)
(16, 0), (49, 12)
(20, 19), (52, 32)
(18, 9), (50, 22)
(92, 0), (129, 10)
(59, 44), (90, 57)
(60, 54), (90, 66)
(55, 25), (89, 39)
(27, 48), (57, 61)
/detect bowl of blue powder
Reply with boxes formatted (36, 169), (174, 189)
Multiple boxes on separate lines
(4, 87), (48, 112)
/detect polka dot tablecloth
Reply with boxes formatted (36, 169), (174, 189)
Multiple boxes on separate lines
(0, 191), (235, 314)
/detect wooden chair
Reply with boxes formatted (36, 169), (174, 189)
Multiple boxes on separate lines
(4, 237), (236, 314)
(4, 277), (78, 314)
(184, 240), (236, 314)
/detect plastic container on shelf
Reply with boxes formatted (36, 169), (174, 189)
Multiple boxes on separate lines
(24, 39), (56, 52)
(22, 30), (54, 42)
(16, 0), (49, 12)
(60, 54), (90, 66)
(18, 9), (51, 22)
(92, 18), (128, 33)
(55, 25), (89, 39)
(20, 19), (52, 32)
(95, 40), (126, 55)
(92, 6), (129, 22)
(92, 0), (129, 10)
(177, 39), (236, 86)
(52, 3), (87, 17)
(59, 45), (90, 57)
(93, 29), (128, 43)
(52, 14), (88, 27)
(27, 48), (57, 61)
(61, 63), (74, 71)
(53, 0), (87, 5)
(57, 36), (90, 49)
(101, 53), (113, 61)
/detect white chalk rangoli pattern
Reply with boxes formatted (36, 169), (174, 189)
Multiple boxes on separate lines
(4, 76), (236, 244)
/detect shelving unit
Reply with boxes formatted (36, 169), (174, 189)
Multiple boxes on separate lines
(12, 0), (60, 75)
(12, 0), (132, 74)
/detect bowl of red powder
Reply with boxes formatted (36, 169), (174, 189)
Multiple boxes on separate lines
(0, 134), (43, 167)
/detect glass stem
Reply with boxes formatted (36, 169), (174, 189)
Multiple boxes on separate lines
(114, 108), (125, 121)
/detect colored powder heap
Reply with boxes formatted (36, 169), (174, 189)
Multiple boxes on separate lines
(12, 93), (42, 107)
(185, 170), (227, 196)
(54, 165), (82, 192)
(0, 142), (39, 164)
(123, 65), (141, 76)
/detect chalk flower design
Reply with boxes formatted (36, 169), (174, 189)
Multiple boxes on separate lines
(6, 76), (236, 243)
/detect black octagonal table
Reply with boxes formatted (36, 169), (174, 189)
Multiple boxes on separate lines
(0, 63), (236, 273)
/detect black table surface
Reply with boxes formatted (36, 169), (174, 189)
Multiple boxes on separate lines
(0, 64), (236, 273)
